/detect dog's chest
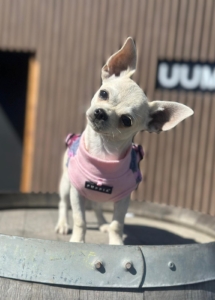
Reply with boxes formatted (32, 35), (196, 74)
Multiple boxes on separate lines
(65, 133), (143, 202)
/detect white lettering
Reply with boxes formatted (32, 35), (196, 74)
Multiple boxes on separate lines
(158, 63), (180, 88)
(158, 62), (215, 91)
(180, 64), (201, 89)
(200, 66), (215, 90)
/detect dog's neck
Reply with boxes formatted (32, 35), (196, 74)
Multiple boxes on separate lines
(84, 125), (133, 160)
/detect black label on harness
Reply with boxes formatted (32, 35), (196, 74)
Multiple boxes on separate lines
(85, 181), (113, 194)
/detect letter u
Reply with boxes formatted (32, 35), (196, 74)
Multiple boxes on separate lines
(158, 63), (180, 88)
(180, 64), (201, 89)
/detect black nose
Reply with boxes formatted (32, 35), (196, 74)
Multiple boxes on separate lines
(94, 108), (108, 121)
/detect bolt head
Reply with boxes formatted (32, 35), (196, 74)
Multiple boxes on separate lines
(125, 262), (132, 270)
(168, 261), (175, 270)
(95, 261), (102, 269)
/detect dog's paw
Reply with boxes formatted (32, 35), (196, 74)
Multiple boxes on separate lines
(55, 221), (71, 235)
(109, 236), (124, 245)
(99, 223), (109, 233)
(69, 236), (85, 243)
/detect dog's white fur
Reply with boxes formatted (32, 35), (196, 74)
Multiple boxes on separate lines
(55, 37), (193, 245)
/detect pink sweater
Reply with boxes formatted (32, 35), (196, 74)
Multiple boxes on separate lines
(66, 133), (143, 202)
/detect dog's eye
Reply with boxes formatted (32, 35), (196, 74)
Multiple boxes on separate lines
(99, 90), (109, 100)
(121, 115), (132, 127)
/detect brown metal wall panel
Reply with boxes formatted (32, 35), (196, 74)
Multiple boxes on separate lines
(157, 0), (179, 206)
(157, 2), (174, 205)
(200, 1), (215, 215)
(142, 0), (170, 204)
(193, 0), (213, 211)
(200, 0), (214, 214)
(208, 1), (215, 215)
(166, 0), (188, 207)
(1, 0), (11, 48)
(49, 0), (70, 191)
(54, 0), (76, 190)
(210, 97), (215, 215)
(33, 1), (56, 191)
(169, 0), (196, 208)
(40, 0), (63, 191)
(145, 0), (165, 204)
(189, 0), (206, 211)
(135, 0), (156, 203)
(131, 0), (148, 201)
(0, 0), (214, 215)
(186, 0), (211, 211)
(170, 0), (196, 209)
(175, 0), (197, 210)
(175, 0), (199, 209)
(0, 0), (5, 43)
(204, 94), (215, 215)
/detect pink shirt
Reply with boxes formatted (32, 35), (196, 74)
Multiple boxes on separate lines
(66, 133), (143, 203)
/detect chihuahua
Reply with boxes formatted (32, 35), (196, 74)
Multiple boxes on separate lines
(55, 37), (193, 245)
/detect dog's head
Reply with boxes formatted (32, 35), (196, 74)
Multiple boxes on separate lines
(86, 37), (193, 140)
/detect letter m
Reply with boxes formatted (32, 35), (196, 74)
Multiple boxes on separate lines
(200, 66), (215, 91)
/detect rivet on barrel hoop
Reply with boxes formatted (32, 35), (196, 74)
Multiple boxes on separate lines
(124, 261), (133, 270)
(94, 260), (102, 270)
(168, 261), (176, 270)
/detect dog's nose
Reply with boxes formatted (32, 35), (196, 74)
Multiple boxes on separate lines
(94, 108), (108, 121)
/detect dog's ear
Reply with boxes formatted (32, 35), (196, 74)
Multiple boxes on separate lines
(102, 37), (136, 80)
(146, 101), (194, 133)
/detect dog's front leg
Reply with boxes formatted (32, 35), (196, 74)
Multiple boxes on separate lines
(109, 196), (130, 245)
(69, 185), (86, 243)
(55, 172), (71, 234)
(91, 202), (109, 232)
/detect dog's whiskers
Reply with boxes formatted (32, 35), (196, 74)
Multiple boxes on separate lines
(134, 112), (142, 117)
(116, 128), (122, 134)
(133, 112), (142, 121)
(132, 114), (139, 122)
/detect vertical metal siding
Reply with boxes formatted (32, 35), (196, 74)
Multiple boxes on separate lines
(0, 0), (214, 215)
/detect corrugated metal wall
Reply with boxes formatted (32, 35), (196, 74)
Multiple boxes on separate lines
(0, 0), (214, 215)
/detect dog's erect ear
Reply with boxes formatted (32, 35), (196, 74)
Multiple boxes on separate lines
(102, 37), (136, 80)
(147, 101), (194, 133)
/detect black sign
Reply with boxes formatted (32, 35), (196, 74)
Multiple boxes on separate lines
(85, 181), (113, 194)
(156, 60), (215, 92)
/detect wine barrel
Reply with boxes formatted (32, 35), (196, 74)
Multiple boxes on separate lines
(0, 193), (215, 300)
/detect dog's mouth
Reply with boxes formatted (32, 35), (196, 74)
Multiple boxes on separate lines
(87, 115), (110, 135)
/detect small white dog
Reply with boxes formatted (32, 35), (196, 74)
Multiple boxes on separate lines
(55, 37), (193, 245)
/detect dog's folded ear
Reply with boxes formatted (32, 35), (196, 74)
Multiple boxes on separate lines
(146, 101), (194, 133)
(102, 37), (136, 80)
